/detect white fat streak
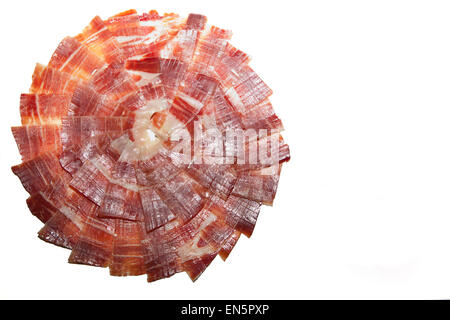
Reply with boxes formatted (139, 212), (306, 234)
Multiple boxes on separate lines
(113, 254), (143, 258)
(59, 205), (85, 230)
(84, 26), (107, 45)
(139, 18), (168, 27)
(142, 140), (161, 161)
(143, 98), (169, 113)
(178, 213), (218, 262)
(115, 15), (180, 45)
(159, 29), (196, 60)
(177, 91), (204, 111)
(40, 118), (62, 126)
(225, 87), (244, 112)
(35, 95), (42, 123)
(136, 139), (162, 161)
(69, 52), (91, 80)
(139, 15), (183, 31)
(116, 131), (162, 162)
(140, 15), (183, 45)
(141, 25), (166, 45)
(84, 217), (116, 236)
(37, 192), (83, 230)
(121, 21), (175, 60)
(111, 134), (131, 154)
(153, 113), (182, 139)
(36, 63), (46, 92)
(90, 156), (140, 192)
(59, 42), (83, 72)
(151, 94), (204, 138)
(117, 142), (139, 162)
(61, 70), (78, 93)
(23, 125), (32, 158)
(33, 95), (63, 126)
(158, 44), (173, 59)
(132, 102), (162, 143)
(115, 35), (143, 44)
(126, 70), (160, 87)
(114, 17), (168, 44)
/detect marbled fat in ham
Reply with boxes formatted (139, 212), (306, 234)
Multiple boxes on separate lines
(11, 10), (290, 283)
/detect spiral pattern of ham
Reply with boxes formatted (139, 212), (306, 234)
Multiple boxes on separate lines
(11, 10), (290, 282)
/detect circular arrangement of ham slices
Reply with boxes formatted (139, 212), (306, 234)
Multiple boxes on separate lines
(11, 10), (290, 282)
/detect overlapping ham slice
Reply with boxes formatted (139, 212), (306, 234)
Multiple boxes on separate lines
(11, 10), (290, 283)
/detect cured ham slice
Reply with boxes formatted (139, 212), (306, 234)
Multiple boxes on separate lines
(68, 210), (115, 267)
(11, 9), (290, 283)
(12, 125), (61, 161)
(105, 10), (182, 60)
(30, 64), (80, 95)
(69, 157), (111, 205)
(20, 94), (71, 125)
(48, 37), (104, 80)
(139, 188), (174, 232)
(12, 152), (69, 194)
(76, 16), (124, 64)
(40, 183), (98, 247)
(232, 165), (282, 205)
(241, 100), (284, 131)
(110, 220), (146, 276)
(60, 116), (130, 152)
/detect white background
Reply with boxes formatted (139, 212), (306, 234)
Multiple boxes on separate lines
(1, 0), (450, 299)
